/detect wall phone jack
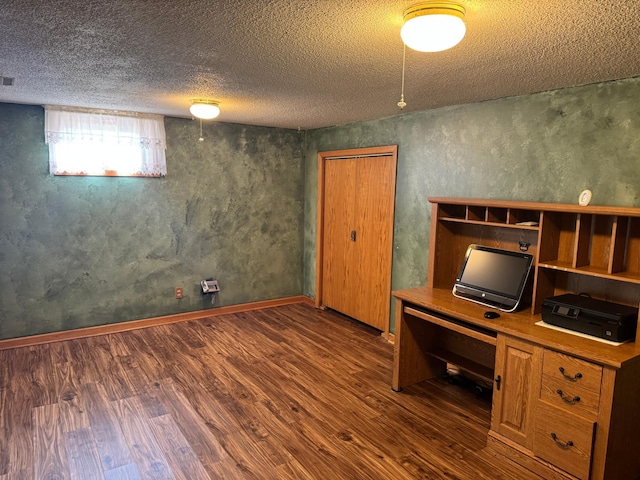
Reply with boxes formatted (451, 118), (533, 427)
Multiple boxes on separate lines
(201, 279), (220, 305)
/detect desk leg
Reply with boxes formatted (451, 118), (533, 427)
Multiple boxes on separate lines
(392, 300), (446, 391)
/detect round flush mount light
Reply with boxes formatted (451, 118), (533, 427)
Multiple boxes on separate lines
(401, 2), (466, 52)
(189, 100), (221, 120)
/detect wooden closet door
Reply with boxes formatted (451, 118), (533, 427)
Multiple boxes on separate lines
(321, 155), (396, 331)
(353, 156), (396, 330)
(322, 158), (358, 320)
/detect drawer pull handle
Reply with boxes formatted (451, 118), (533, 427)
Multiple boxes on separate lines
(495, 375), (501, 391)
(558, 367), (583, 381)
(551, 432), (574, 449)
(556, 389), (580, 404)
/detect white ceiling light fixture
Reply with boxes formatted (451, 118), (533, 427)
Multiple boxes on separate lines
(190, 100), (221, 120)
(190, 100), (221, 142)
(397, 2), (466, 110)
(401, 2), (466, 53)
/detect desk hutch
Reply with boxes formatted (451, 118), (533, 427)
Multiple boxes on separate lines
(392, 197), (640, 480)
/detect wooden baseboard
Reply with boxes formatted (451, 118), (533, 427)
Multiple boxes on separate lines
(0, 295), (315, 351)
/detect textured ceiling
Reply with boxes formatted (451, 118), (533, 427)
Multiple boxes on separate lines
(1, 1), (639, 129)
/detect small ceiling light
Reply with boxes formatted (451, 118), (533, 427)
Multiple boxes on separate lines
(401, 2), (466, 52)
(189, 100), (221, 120)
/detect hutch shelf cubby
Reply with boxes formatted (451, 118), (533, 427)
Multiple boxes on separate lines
(429, 197), (640, 316)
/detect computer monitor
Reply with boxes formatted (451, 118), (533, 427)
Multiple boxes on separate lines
(452, 244), (534, 312)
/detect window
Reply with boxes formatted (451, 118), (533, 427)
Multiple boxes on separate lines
(44, 107), (167, 177)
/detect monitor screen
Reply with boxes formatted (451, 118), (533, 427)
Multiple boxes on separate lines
(453, 244), (534, 312)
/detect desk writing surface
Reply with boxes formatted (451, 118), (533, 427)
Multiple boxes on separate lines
(393, 286), (640, 369)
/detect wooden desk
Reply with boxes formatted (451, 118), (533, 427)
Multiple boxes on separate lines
(393, 287), (640, 480)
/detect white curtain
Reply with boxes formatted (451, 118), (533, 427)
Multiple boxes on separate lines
(44, 107), (167, 177)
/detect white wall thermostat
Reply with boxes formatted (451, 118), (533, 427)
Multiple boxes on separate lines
(579, 189), (592, 206)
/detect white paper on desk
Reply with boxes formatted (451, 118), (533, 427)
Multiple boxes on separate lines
(535, 321), (629, 346)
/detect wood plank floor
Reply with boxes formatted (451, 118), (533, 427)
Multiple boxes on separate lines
(0, 303), (542, 479)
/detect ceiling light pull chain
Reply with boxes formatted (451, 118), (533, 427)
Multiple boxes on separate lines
(199, 119), (204, 142)
(397, 43), (407, 110)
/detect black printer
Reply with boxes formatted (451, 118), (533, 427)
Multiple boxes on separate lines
(542, 294), (638, 342)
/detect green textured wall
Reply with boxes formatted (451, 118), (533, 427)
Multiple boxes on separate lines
(2, 77), (639, 340)
(0, 104), (304, 340)
(303, 77), (640, 331)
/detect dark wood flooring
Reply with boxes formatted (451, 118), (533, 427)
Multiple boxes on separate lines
(0, 303), (541, 479)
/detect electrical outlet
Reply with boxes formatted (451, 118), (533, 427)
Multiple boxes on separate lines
(175, 287), (183, 299)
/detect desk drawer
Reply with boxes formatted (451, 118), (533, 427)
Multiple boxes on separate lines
(533, 402), (595, 480)
(540, 372), (600, 420)
(540, 350), (602, 421)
